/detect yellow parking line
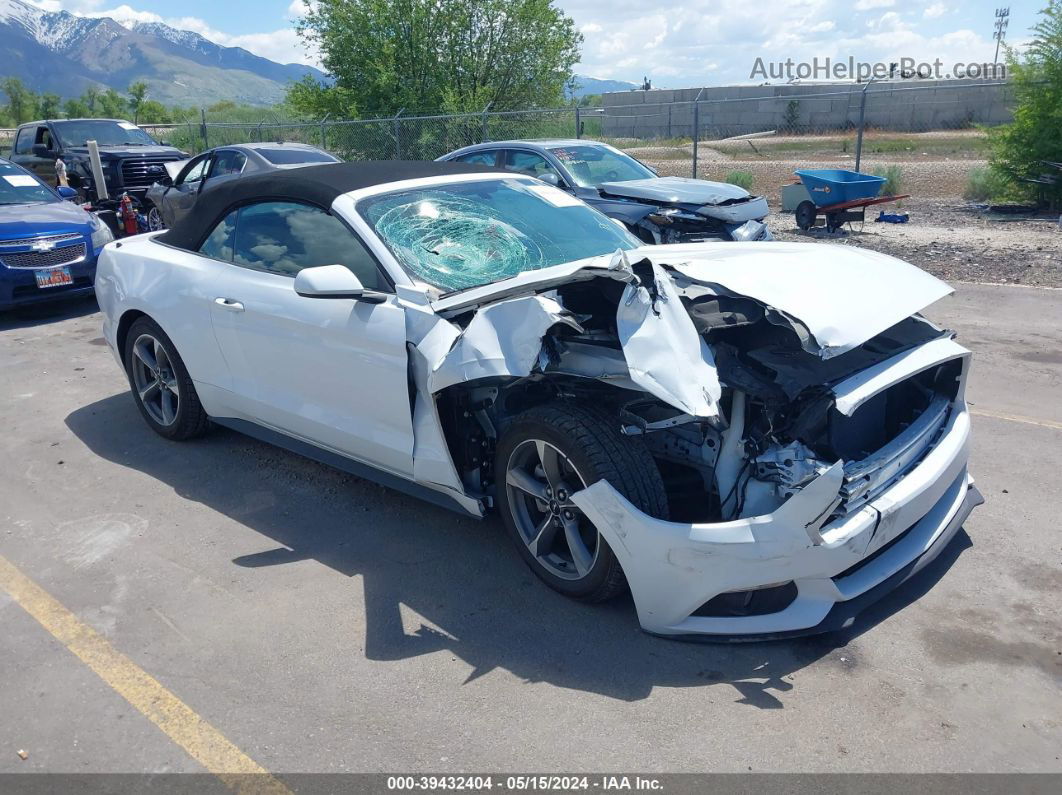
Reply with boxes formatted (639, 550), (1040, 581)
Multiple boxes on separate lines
(970, 408), (1062, 432)
(0, 553), (290, 794)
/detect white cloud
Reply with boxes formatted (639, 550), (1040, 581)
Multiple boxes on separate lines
(853, 0), (895, 9)
(924, 3), (948, 19)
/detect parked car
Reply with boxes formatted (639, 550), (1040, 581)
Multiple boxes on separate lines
(438, 139), (771, 243)
(144, 142), (341, 231)
(0, 157), (113, 311)
(9, 118), (186, 206)
(96, 161), (980, 639)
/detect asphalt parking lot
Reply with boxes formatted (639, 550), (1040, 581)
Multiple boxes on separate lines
(1, 282), (1060, 777)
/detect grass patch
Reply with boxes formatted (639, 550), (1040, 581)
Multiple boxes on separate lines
(725, 170), (755, 190)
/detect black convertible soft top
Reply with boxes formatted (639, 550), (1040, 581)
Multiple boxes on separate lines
(160, 160), (500, 251)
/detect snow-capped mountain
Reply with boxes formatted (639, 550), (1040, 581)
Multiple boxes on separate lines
(0, 0), (325, 106)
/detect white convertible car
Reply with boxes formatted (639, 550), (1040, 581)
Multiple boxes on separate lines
(96, 161), (982, 639)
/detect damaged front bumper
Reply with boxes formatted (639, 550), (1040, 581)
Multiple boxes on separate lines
(572, 401), (979, 639)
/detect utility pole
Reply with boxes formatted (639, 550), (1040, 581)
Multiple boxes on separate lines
(993, 7), (1010, 64)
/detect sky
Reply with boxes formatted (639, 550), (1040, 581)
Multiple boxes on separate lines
(28, 0), (1042, 87)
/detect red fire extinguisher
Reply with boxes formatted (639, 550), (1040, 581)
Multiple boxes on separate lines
(120, 193), (138, 236)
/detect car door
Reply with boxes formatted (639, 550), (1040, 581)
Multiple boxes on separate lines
(163, 154), (212, 227)
(9, 127), (36, 173)
(200, 149), (246, 196)
(206, 200), (415, 477)
(16, 125), (58, 184)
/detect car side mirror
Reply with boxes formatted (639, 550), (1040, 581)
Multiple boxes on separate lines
(537, 172), (561, 187)
(32, 143), (56, 158)
(294, 264), (386, 303)
(56, 186), (78, 201)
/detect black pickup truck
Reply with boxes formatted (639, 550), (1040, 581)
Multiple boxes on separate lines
(9, 118), (186, 204)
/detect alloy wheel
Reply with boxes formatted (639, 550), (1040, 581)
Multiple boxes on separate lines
(504, 439), (599, 580)
(147, 207), (165, 231)
(130, 333), (179, 426)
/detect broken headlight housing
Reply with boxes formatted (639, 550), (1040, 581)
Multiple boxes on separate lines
(646, 208), (704, 226)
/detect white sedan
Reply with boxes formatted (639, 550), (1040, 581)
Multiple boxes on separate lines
(95, 161), (982, 639)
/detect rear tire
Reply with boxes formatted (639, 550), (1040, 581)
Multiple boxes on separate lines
(495, 403), (668, 602)
(123, 317), (210, 441)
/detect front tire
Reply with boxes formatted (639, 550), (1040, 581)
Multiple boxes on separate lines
(146, 203), (166, 231)
(495, 404), (668, 602)
(123, 317), (210, 441)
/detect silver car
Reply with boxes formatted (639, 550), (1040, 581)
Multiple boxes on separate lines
(145, 142), (339, 230)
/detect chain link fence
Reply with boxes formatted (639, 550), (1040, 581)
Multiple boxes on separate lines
(1, 81), (1013, 201)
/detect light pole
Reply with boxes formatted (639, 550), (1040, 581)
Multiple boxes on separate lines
(993, 7), (1010, 64)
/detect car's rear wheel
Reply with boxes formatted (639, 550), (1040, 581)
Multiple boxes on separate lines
(495, 404), (668, 601)
(124, 317), (210, 440)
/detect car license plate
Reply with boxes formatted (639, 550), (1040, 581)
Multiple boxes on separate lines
(35, 266), (73, 288)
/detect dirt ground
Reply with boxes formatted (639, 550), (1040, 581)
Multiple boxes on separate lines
(769, 199), (1062, 288)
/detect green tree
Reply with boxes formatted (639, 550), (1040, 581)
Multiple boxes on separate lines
(291, 0), (581, 117)
(990, 1), (1062, 208)
(128, 81), (149, 123)
(1, 77), (38, 124)
(82, 87), (101, 114)
(64, 98), (91, 118)
(38, 93), (61, 119)
(136, 100), (170, 124)
(98, 88), (127, 118)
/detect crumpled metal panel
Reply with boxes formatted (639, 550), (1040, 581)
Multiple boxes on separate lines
(616, 261), (722, 420)
(428, 295), (582, 393)
(659, 241), (953, 358)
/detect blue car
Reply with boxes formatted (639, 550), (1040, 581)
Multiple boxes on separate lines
(0, 157), (113, 311)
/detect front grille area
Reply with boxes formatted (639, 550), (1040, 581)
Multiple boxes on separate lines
(0, 243), (87, 269)
(0, 232), (82, 249)
(121, 157), (180, 190)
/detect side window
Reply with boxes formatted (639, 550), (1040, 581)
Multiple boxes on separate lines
(455, 151), (498, 166)
(34, 126), (53, 149)
(503, 150), (562, 182)
(209, 151), (246, 177)
(177, 155), (210, 186)
(14, 128), (33, 155)
(199, 210), (237, 261)
(231, 201), (384, 289)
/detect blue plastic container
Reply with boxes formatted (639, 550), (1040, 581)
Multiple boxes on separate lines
(795, 169), (886, 207)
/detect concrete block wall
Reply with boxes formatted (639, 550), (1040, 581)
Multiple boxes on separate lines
(600, 79), (1012, 138)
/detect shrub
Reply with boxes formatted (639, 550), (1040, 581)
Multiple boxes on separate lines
(725, 170), (755, 190)
(963, 166), (1013, 202)
(870, 165), (904, 196)
(989, 1), (1062, 208)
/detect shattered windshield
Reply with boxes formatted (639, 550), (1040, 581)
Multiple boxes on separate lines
(358, 178), (639, 292)
(52, 120), (157, 147)
(548, 145), (655, 188)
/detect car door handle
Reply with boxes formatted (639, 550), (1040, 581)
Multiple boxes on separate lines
(214, 297), (244, 312)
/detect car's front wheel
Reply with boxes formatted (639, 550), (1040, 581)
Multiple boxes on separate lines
(146, 203), (166, 231)
(495, 404), (668, 601)
(123, 317), (210, 440)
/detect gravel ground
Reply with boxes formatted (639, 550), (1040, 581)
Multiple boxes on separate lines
(769, 198), (1062, 288)
(625, 139), (1060, 288)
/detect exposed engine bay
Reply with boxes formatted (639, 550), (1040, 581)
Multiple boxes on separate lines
(420, 251), (961, 526)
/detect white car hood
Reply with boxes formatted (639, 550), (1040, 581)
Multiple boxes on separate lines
(431, 242), (952, 359)
(656, 242), (953, 357)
